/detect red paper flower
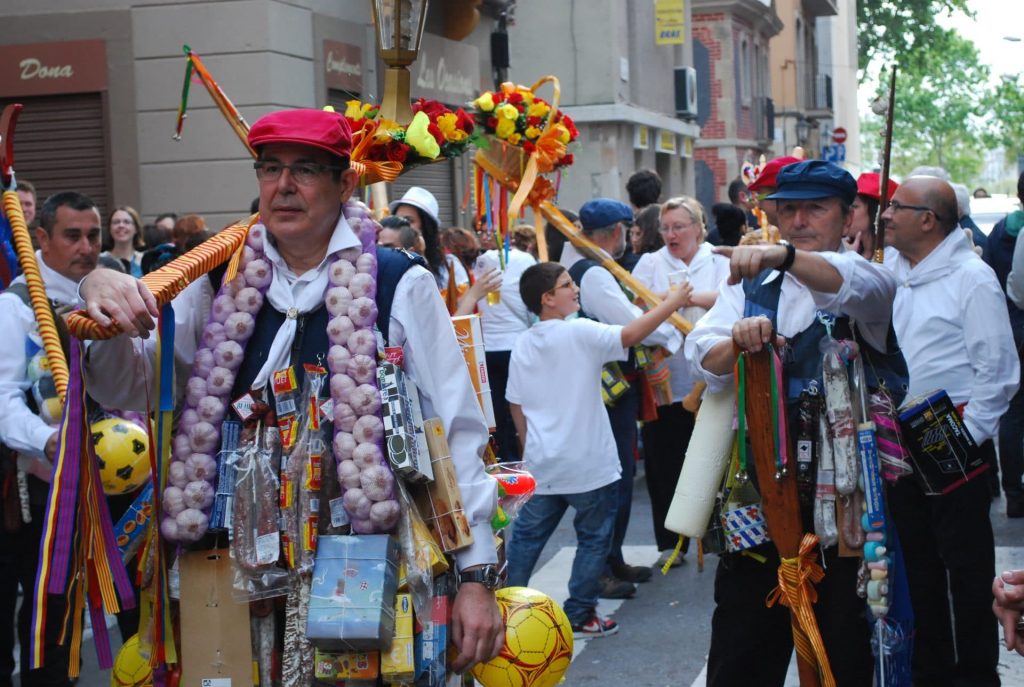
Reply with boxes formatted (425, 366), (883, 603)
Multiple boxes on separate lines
(487, 116), (499, 129)
(427, 123), (445, 147)
(523, 140), (536, 154)
(412, 98), (448, 119)
(561, 153), (574, 166)
(506, 91), (523, 105)
(385, 141), (410, 162)
(455, 108), (475, 134)
(526, 116), (542, 127)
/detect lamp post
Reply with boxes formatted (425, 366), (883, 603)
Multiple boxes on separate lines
(372, 0), (430, 125)
(795, 116), (810, 147)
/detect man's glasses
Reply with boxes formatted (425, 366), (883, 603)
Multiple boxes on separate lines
(888, 199), (941, 221)
(253, 160), (342, 185)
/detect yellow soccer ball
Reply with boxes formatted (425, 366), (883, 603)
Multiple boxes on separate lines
(92, 417), (150, 496)
(111, 635), (153, 687)
(471, 587), (574, 687)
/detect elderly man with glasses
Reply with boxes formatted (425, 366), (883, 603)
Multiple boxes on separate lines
(881, 175), (1019, 687)
(685, 160), (908, 686)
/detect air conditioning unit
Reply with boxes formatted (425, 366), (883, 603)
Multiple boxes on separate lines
(674, 66), (698, 120)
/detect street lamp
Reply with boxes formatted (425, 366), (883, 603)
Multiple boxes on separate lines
(372, 0), (430, 125)
(795, 116), (810, 146)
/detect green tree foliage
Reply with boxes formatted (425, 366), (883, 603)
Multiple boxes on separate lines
(857, 0), (972, 71)
(985, 75), (1024, 166)
(863, 28), (988, 182)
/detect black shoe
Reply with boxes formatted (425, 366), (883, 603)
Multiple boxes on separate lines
(611, 562), (653, 583)
(1008, 496), (1024, 518)
(598, 576), (637, 599)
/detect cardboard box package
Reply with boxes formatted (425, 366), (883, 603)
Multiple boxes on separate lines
(307, 535), (400, 651)
(379, 361), (434, 483)
(314, 648), (380, 680)
(414, 575), (452, 687)
(451, 315), (496, 431)
(411, 418), (473, 553)
(381, 593), (414, 683)
(898, 389), (984, 495)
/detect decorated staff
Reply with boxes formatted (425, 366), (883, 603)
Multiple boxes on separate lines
(872, 66), (897, 263)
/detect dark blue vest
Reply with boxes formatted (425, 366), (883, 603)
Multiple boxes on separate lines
(741, 269), (909, 524)
(232, 247), (425, 395)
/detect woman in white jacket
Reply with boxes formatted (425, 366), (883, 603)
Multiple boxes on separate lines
(632, 196), (730, 564)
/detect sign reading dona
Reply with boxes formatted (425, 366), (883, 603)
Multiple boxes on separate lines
(410, 33), (481, 106)
(323, 40), (362, 93)
(0, 40), (107, 97)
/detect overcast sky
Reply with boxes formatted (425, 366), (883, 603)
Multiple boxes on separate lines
(943, 0), (1024, 82)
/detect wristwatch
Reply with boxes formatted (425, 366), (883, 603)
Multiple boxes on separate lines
(458, 564), (501, 591)
(777, 240), (797, 273)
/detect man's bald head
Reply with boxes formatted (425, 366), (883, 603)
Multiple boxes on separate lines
(901, 177), (958, 235)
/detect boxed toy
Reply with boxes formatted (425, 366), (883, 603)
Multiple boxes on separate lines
(415, 575), (452, 687)
(379, 361), (434, 483)
(381, 592), (414, 683)
(898, 389), (985, 495)
(313, 649), (380, 680)
(451, 315), (496, 431)
(411, 418), (473, 552)
(307, 535), (400, 651)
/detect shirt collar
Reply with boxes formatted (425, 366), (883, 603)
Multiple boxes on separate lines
(38, 250), (83, 306)
(261, 209), (361, 280)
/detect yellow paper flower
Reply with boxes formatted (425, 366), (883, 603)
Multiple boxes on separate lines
(496, 103), (519, 121)
(507, 132), (522, 145)
(517, 89), (534, 104)
(527, 101), (550, 119)
(345, 100), (373, 121)
(495, 118), (516, 139)
(436, 112), (466, 143)
(372, 118), (402, 143)
(553, 123), (571, 144)
(406, 111), (441, 159)
(474, 92), (496, 112)
(525, 126), (543, 140)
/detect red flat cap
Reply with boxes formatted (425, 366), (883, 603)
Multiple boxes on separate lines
(748, 156), (802, 193)
(856, 172), (899, 202)
(248, 108), (352, 158)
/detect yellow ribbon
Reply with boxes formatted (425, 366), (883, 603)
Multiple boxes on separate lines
(765, 533), (836, 687)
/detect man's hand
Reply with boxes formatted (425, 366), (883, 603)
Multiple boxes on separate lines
(80, 269), (160, 338)
(449, 581), (504, 673)
(44, 432), (58, 461)
(713, 244), (788, 285)
(993, 570), (1024, 655)
(732, 315), (785, 353)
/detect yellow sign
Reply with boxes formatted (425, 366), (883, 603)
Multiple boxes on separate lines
(657, 130), (677, 154)
(634, 126), (650, 150)
(655, 0), (686, 46)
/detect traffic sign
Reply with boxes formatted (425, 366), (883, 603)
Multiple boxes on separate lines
(832, 127), (847, 144)
(822, 144), (846, 163)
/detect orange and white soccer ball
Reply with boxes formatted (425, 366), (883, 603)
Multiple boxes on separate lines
(471, 587), (574, 687)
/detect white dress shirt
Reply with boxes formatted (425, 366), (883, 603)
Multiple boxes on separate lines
(560, 242), (682, 353)
(86, 212), (498, 569)
(474, 247), (536, 352)
(632, 243), (730, 402)
(685, 249), (898, 394)
(0, 252), (82, 458)
(886, 229), (1019, 444)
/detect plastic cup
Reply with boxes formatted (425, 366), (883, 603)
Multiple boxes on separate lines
(668, 269), (689, 291)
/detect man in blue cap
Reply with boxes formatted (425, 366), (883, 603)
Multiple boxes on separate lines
(561, 198), (683, 598)
(685, 160), (909, 685)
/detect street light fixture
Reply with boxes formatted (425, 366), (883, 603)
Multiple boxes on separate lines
(795, 116), (810, 146)
(372, 0), (430, 125)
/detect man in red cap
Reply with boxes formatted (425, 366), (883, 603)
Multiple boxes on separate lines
(843, 172), (898, 259)
(746, 155), (801, 227)
(77, 108), (504, 672)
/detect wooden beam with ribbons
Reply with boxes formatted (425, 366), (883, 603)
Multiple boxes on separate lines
(873, 66), (897, 264)
(0, 104), (69, 401)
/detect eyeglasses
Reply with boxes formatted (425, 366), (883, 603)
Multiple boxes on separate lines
(550, 278), (575, 292)
(253, 160), (342, 185)
(659, 221), (698, 235)
(888, 200), (941, 221)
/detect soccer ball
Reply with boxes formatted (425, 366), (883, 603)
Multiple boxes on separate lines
(471, 587), (574, 687)
(111, 635), (153, 687)
(92, 417), (150, 495)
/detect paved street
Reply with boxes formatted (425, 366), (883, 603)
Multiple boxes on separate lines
(16, 465), (1024, 687)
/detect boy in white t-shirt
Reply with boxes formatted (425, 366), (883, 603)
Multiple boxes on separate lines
(505, 261), (691, 637)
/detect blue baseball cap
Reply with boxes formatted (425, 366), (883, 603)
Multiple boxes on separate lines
(579, 198), (634, 231)
(765, 160), (857, 205)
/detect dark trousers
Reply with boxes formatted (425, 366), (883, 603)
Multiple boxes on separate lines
(641, 402), (695, 552)
(485, 350), (520, 463)
(997, 385), (1024, 501)
(0, 503), (72, 687)
(707, 544), (873, 686)
(887, 442), (999, 687)
(604, 384), (639, 568)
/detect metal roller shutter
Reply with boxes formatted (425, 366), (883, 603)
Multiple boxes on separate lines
(0, 93), (110, 218)
(390, 159), (455, 227)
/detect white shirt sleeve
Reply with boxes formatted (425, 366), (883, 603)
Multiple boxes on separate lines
(574, 319), (628, 364)
(684, 281), (745, 393)
(960, 267), (1020, 443)
(390, 267), (498, 570)
(0, 295), (56, 458)
(811, 251), (897, 353)
(579, 265), (682, 353)
(505, 347), (522, 405)
(1007, 231), (1024, 309)
(85, 277), (210, 410)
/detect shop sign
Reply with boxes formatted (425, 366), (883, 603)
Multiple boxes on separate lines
(411, 33), (480, 105)
(323, 40), (363, 93)
(0, 40), (107, 97)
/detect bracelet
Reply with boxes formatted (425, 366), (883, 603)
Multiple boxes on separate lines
(777, 241), (796, 273)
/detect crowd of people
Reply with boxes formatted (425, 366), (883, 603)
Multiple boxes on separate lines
(3, 106), (1024, 687)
